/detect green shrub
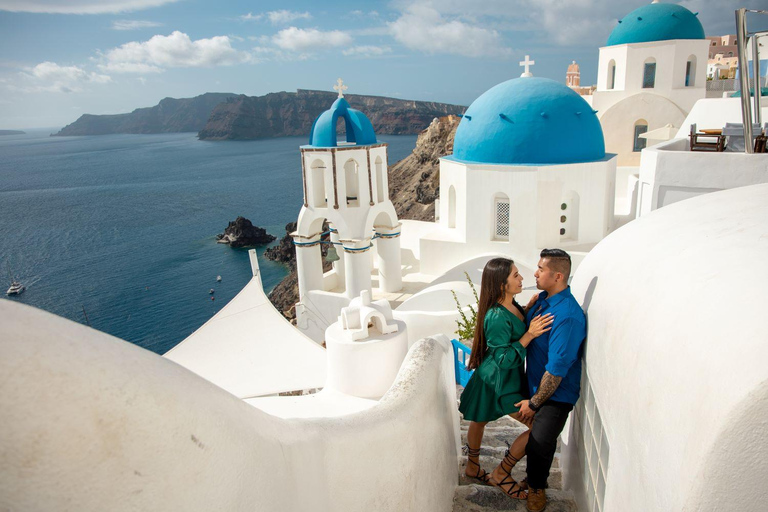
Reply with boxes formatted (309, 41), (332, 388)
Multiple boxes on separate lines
(452, 271), (480, 342)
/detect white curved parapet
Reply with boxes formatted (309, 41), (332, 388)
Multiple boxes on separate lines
(562, 183), (768, 512)
(165, 250), (326, 398)
(0, 300), (460, 512)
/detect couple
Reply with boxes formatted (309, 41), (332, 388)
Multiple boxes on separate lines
(458, 249), (586, 512)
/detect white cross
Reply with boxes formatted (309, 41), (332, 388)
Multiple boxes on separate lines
(519, 55), (535, 77)
(333, 78), (348, 98)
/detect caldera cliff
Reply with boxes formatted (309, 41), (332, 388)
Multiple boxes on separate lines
(54, 93), (238, 136)
(197, 90), (464, 140)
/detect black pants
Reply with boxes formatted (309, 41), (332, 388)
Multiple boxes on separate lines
(525, 400), (573, 489)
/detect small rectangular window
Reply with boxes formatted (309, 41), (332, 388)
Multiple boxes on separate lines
(494, 199), (510, 240)
(685, 61), (692, 86)
(642, 63), (656, 88)
(633, 125), (648, 152)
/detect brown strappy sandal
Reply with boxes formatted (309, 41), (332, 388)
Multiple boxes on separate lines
(463, 444), (492, 485)
(490, 444), (528, 500)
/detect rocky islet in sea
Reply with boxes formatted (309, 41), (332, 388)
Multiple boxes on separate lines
(216, 217), (276, 248)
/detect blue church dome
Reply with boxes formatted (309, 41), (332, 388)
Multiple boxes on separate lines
(308, 97), (377, 148)
(607, 3), (705, 47)
(451, 77), (605, 165)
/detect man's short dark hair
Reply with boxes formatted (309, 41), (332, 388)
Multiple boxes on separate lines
(540, 248), (571, 280)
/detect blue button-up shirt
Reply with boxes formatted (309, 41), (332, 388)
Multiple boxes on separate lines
(525, 286), (586, 405)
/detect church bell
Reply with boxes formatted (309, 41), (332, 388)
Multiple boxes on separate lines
(325, 244), (340, 263)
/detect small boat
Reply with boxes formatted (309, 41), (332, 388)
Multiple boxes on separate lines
(6, 281), (24, 296)
(6, 264), (24, 296)
(209, 288), (215, 294)
(216, 275), (222, 282)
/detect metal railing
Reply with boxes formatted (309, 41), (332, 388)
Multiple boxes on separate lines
(735, 8), (767, 153)
(450, 339), (474, 387)
(706, 79), (740, 93)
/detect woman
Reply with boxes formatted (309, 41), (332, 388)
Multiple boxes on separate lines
(459, 257), (553, 500)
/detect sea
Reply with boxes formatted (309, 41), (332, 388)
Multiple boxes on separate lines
(0, 130), (417, 355)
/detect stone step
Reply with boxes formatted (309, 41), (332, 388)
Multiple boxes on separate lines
(459, 459), (562, 490)
(459, 454), (562, 473)
(453, 387), (576, 510)
(452, 484), (578, 512)
(460, 432), (528, 451)
(459, 424), (528, 434)
(459, 432), (563, 454)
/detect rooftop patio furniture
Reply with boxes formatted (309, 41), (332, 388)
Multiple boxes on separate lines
(755, 134), (768, 153)
(723, 122), (762, 152)
(689, 123), (725, 152)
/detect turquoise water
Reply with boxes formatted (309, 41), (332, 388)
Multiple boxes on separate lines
(0, 130), (417, 354)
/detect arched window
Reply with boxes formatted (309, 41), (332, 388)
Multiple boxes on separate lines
(607, 59), (616, 90)
(493, 192), (510, 241)
(448, 185), (456, 229)
(642, 58), (656, 89)
(633, 119), (648, 152)
(344, 159), (359, 207)
(375, 156), (385, 203)
(685, 55), (697, 87)
(310, 159), (327, 207)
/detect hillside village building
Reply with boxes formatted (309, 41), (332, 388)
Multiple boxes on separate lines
(2, 2), (768, 512)
(588, 2), (710, 166)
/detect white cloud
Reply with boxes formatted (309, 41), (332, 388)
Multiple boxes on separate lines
(267, 10), (311, 25)
(0, 0), (180, 14)
(342, 45), (392, 58)
(347, 9), (379, 19)
(272, 27), (352, 52)
(239, 10), (311, 25)
(100, 31), (253, 73)
(388, 4), (509, 57)
(112, 19), (164, 30)
(388, 0), (759, 49)
(251, 46), (309, 62)
(15, 61), (111, 93)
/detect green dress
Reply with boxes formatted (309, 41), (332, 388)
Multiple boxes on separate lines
(458, 304), (528, 422)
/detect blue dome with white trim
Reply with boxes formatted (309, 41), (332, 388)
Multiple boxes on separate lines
(308, 97), (377, 147)
(607, 3), (705, 47)
(451, 77), (605, 165)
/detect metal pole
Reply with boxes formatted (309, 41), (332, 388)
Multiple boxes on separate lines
(736, 8), (754, 153)
(752, 34), (763, 128)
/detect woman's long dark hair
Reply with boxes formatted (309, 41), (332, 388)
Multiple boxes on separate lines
(467, 257), (515, 370)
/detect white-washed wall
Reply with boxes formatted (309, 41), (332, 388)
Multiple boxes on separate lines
(421, 158), (616, 276)
(0, 301), (460, 512)
(563, 184), (768, 511)
(637, 138), (768, 216)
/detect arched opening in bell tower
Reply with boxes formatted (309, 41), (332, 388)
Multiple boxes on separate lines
(375, 156), (385, 203)
(310, 159), (327, 207)
(344, 159), (360, 207)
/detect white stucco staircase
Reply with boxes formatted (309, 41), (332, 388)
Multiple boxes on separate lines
(453, 386), (579, 512)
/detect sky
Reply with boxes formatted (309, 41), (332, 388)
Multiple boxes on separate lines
(0, 0), (765, 129)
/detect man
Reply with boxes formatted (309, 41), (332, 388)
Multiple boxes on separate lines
(516, 249), (586, 512)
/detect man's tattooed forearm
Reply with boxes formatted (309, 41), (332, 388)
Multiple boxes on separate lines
(530, 372), (562, 409)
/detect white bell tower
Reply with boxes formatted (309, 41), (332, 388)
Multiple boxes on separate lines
(293, 80), (403, 342)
